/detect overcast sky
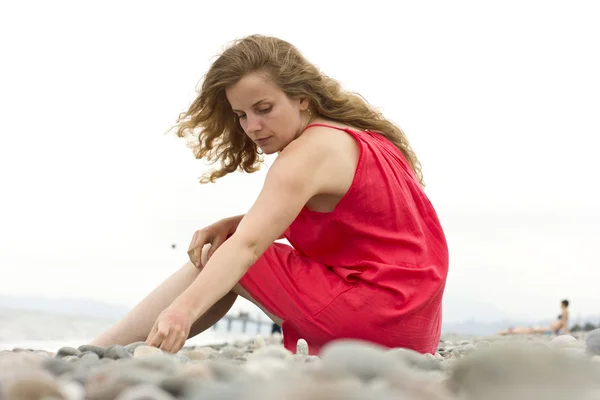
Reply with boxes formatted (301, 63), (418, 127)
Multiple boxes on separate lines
(1, 0), (598, 323)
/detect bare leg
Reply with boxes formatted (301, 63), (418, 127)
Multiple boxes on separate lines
(90, 261), (238, 347)
(232, 283), (284, 326)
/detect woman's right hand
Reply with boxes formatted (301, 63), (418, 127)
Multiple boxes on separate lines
(187, 215), (244, 269)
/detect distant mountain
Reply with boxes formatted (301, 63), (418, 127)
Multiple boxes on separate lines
(442, 295), (511, 323)
(0, 295), (130, 319)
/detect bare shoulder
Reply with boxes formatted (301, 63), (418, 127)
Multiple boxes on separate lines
(272, 123), (360, 196)
(281, 124), (359, 162)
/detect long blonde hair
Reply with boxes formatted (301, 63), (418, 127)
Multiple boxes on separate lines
(173, 34), (424, 186)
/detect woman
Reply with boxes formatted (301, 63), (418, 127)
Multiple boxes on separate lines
(499, 299), (571, 336)
(91, 35), (449, 355)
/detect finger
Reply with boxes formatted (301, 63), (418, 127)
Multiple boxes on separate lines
(188, 229), (209, 255)
(188, 230), (209, 268)
(147, 321), (170, 348)
(201, 244), (211, 267)
(159, 332), (178, 353)
(145, 322), (159, 346)
(206, 234), (226, 260)
(172, 336), (186, 354)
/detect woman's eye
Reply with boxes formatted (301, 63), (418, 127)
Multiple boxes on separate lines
(258, 107), (272, 114)
(237, 114), (247, 119)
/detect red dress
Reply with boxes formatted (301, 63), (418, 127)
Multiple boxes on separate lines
(238, 124), (449, 355)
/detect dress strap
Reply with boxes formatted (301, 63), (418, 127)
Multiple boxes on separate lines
(304, 123), (356, 133)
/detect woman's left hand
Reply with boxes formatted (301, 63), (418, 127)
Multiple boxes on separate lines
(146, 306), (193, 353)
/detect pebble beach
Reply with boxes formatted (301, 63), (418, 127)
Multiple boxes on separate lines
(2, 330), (600, 400)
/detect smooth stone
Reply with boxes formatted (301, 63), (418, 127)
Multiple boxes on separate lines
(185, 347), (218, 360)
(0, 351), (45, 369)
(320, 340), (405, 382)
(253, 335), (266, 350)
(550, 335), (578, 348)
(219, 346), (246, 359)
(3, 371), (65, 400)
(133, 345), (163, 358)
(78, 345), (106, 358)
(180, 363), (214, 379)
(116, 383), (175, 400)
(42, 358), (76, 377)
(296, 339), (309, 357)
(461, 344), (476, 354)
(85, 379), (129, 400)
(206, 360), (243, 381)
(125, 341), (148, 355)
(387, 348), (443, 371)
(63, 355), (80, 363)
(293, 354), (306, 363)
(232, 340), (248, 349)
(249, 345), (293, 361)
(106, 345), (132, 360)
(476, 341), (490, 349)
(266, 333), (283, 346)
(306, 355), (320, 363)
(159, 376), (190, 398)
(130, 355), (182, 374)
(81, 352), (101, 362)
(175, 354), (190, 364)
(450, 344), (600, 399)
(59, 381), (86, 400)
(112, 367), (172, 386)
(56, 347), (81, 358)
(586, 329), (600, 356)
(62, 367), (93, 386)
(244, 358), (289, 379)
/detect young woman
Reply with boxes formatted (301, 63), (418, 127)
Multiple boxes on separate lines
(91, 35), (449, 355)
(499, 299), (571, 336)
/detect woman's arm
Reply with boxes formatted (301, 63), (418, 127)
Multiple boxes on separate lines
(169, 130), (339, 321)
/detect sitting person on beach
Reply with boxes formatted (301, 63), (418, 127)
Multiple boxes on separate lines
(499, 299), (570, 336)
(90, 35), (449, 355)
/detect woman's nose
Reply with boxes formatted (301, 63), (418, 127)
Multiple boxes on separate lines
(245, 114), (262, 134)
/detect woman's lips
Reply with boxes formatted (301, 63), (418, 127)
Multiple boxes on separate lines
(255, 137), (271, 145)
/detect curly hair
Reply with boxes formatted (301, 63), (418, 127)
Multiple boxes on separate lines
(173, 34), (424, 186)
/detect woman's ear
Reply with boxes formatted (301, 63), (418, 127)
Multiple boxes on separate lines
(299, 97), (310, 111)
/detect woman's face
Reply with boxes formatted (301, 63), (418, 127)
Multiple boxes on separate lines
(226, 72), (309, 154)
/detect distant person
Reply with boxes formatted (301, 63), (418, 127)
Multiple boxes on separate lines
(271, 323), (282, 335)
(89, 34), (449, 355)
(499, 299), (570, 335)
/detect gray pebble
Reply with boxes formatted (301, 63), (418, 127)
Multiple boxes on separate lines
(106, 345), (132, 360)
(78, 344), (106, 358)
(81, 352), (101, 362)
(296, 339), (309, 356)
(185, 347), (218, 361)
(586, 329), (600, 356)
(159, 376), (190, 398)
(125, 341), (148, 355)
(56, 346), (81, 358)
(320, 340), (405, 382)
(42, 357), (76, 376)
(462, 344), (476, 354)
(220, 345), (246, 359)
(250, 345), (293, 361)
(387, 347), (443, 371)
(116, 383), (176, 399)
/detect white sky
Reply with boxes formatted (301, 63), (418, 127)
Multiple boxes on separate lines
(1, 0), (599, 323)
